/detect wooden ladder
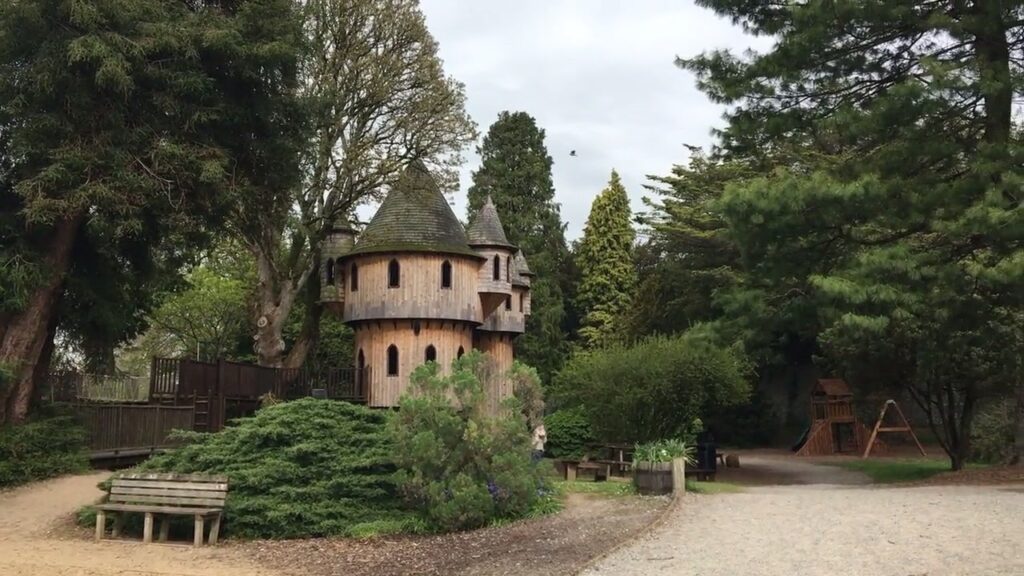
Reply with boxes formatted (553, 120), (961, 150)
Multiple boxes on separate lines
(193, 395), (210, 432)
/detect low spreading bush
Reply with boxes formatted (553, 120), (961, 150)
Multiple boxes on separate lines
(389, 352), (542, 532)
(552, 333), (750, 443)
(137, 398), (414, 538)
(544, 407), (593, 459)
(0, 411), (89, 487)
(971, 399), (1015, 464)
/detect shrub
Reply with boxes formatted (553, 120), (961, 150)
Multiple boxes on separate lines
(633, 439), (694, 465)
(545, 407), (594, 458)
(971, 399), (1015, 464)
(389, 352), (541, 532)
(137, 398), (410, 538)
(552, 333), (750, 443)
(0, 411), (89, 487)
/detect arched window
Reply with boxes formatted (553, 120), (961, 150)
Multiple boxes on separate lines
(387, 344), (399, 376)
(457, 346), (465, 359)
(356, 350), (365, 393)
(425, 345), (437, 363)
(388, 259), (400, 288)
(505, 295), (511, 310)
(492, 255), (500, 280)
(335, 260), (345, 287)
(325, 258), (335, 285)
(350, 263), (359, 291)
(441, 260), (452, 289)
(507, 256), (512, 281)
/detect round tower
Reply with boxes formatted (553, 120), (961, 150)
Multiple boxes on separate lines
(338, 160), (485, 407)
(320, 217), (355, 315)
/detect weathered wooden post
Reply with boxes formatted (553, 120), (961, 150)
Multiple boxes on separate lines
(672, 457), (686, 495)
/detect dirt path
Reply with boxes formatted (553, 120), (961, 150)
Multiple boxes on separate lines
(583, 455), (1024, 576)
(0, 472), (277, 576)
(242, 491), (668, 576)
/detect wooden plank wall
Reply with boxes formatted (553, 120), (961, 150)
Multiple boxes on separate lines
(475, 332), (514, 415)
(344, 253), (483, 323)
(354, 320), (474, 407)
(73, 404), (194, 455)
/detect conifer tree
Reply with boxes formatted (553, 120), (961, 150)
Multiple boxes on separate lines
(468, 111), (573, 381)
(575, 171), (637, 348)
(685, 1), (1024, 469)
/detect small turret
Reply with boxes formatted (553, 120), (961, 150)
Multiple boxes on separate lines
(467, 196), (516, 316)
(321, 217), (355, 314)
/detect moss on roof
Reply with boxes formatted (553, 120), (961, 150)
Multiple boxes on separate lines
(514, 249), (534, 276)
(346, 160), (481, 259)
(466, 196), (516, 249)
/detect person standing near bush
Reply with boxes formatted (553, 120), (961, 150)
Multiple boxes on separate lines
(532, 423), (547, 463)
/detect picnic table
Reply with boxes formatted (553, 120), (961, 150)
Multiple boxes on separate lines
(589, 443), (634, 476)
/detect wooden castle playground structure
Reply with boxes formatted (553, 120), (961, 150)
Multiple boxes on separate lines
(795, 379), (873, 456)
(794, 378), (925, 457)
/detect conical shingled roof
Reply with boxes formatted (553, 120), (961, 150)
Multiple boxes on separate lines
(514, 249), (534, 276)
(347, 161), (481, 259)
(467, 197), (516, 249)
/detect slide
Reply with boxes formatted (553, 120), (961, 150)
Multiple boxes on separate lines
(791, 425), (810, 452)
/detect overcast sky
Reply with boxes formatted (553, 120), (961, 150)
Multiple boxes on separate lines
(410, 0), (770, 240)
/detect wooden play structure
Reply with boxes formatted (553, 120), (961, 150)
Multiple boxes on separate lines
(795, 379), (876, 457)
(862, 399), (926, 458)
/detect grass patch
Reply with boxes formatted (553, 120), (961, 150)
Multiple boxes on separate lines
(836, 458), (984, 483)
(555, 479), (636, 497)
(685, 480), (744, 494)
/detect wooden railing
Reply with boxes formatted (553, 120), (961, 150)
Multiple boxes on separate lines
(42, 371), (149, 403)
(149, 358), (367, 403)
(71, 404), (194, 458)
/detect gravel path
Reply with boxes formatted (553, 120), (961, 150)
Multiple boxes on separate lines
(584, 457), (1024, 576)
(0, 472), (276, 576)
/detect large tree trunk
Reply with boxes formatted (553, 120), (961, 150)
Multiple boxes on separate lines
(252, 248), (299, 368)
(1012, 376), (1024, 466)
(0, 215), (82, 424)
(282, 272), (324, 369)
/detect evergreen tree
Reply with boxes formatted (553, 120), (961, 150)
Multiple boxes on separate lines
(685, 1), (1024, 469)
(468, 111), (573, 381)
(0, 0), (303, 423)
(575, 171), (637, 348)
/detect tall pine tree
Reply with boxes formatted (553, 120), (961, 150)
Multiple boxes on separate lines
(468, 111), (573, 382)
(575, 171), (637, 348)
(685, 1), (1024, 468)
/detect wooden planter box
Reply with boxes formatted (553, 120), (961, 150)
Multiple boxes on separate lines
(634, 461), (673, 495)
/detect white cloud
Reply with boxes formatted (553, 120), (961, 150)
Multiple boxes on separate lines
(414, 0), (770, 239)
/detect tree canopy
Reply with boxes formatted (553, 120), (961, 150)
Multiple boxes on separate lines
(468, 111), (575, 382)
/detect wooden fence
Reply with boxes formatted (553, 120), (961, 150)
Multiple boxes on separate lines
(149, 358), (367, 404)
(72, 404), (194, 459)
(42, 371), (150, 404)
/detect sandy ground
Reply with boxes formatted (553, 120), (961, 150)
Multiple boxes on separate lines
(0, 472), (277, 576)
(584, 455), (1024, 576)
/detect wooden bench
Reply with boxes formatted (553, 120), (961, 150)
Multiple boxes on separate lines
(95, 472), (228, 546)
(559, 460), (609, 482)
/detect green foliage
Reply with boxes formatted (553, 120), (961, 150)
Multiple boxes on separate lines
(835, 459), (982, 484)
(575, 170), (637, 348)
(553, 333), (750, 443)
(468, 111), (574, 382)
(148, 266), (251, 361)
(0, 413), (88, 487)
(633, 439), (694, 465)
(388, 352), (541, 532)
(544, 407), (594, 459)
(139, 399), (409, 539)
(971, 400), (1016, 465)
(675, 1), (1024, 468)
